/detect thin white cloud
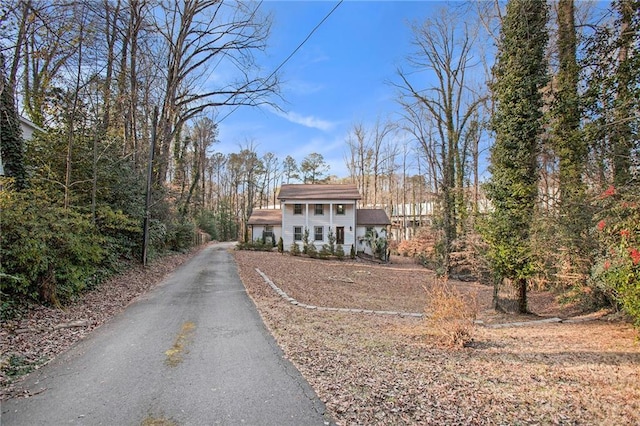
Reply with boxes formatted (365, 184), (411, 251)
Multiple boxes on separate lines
(273, 109), (336, 132)
(285, 79), (325, 96)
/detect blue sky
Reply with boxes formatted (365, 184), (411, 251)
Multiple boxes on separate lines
(216, 0), (448, 178)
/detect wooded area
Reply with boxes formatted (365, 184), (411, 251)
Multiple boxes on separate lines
(0, 1), (638, 325)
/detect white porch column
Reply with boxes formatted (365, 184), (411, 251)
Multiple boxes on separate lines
(329, 202), (333, 229)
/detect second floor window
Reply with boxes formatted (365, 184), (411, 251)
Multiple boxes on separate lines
(314, 204), (324, 215)
(294, 204), (302, 215)
(336, 204), (345, 215)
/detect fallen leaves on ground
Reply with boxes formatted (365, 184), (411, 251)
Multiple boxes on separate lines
(234, 250), (640, 425)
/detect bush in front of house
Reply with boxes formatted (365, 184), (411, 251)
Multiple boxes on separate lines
(335, 244), (345, 260)
(290, 242), (301, 256)
(302, 228), (310, 254)
(236, 239), (273, 251)
(319, 244), (332, 258)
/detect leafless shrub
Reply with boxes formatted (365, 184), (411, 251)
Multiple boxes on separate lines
(423, 278), (478, 347)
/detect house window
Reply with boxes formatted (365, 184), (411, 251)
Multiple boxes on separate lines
(314, 204), (324, 215)
(293, 226), (303, 241)
(294, 204), (302, 215)
(263, 225), (273, 240)
(314, 226), (323, 241)
(336, 204), (345, 215)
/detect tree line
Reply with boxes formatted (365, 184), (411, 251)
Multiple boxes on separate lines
(385, 0), (639, 321)
(1, 0), (639, 325)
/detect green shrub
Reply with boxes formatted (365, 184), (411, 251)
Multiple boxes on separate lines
(0, 188), (104, 305)
(350, 244), (356, 259)
(236, 240), (272, 251)
(277, 237), (284, 253)
(168, 219), (196, 252)
(94, 205), (142, 271)
(327, 229), (336, 254)
(307, 243), (318, 258)
(197, 210), (218, 240)
(335, 244), (345, 260)
(148, 219), (168, 259)
(290, 242), (301, 256)
(302, 228), (310, 254)
(591, 184), (640, 326)
(319, 244), (332, 258)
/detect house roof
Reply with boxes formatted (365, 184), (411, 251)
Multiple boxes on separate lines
(277, 184), (362, 201)
(356, 209), (391, 226)
(19, 116), (44, 132)
(247, 209), (282, 225)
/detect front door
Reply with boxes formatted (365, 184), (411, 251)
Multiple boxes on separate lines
(336, 226), (345, 245)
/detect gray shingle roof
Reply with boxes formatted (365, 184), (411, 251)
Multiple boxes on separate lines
(247, 209), (282, 225)
(277, 184), (362, 201)
(356, 209), (391, 226)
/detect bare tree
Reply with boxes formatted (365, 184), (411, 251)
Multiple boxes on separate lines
(152, 0), (279, 184)
(345, 123), (373, 204)
(395, 7), (487, 273)
(344, 118), (396, 206)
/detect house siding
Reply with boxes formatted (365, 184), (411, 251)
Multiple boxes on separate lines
(356, 225), (388, 254)
(281, 201), (357, 250)
(250, 225), (282, 243)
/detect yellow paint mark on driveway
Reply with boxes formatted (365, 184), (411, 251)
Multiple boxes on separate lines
(165, 321), (196, 367)
(141, 415), (177, 426)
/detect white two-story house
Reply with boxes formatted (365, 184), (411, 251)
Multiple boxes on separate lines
(247, 184), (390, 254)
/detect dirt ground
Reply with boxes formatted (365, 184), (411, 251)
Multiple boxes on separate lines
(234, 250), (640, 425)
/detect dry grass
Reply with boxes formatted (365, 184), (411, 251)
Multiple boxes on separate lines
(234, 250), (640, 425)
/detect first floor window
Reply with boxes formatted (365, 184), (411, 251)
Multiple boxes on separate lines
(314, 226), (323, 241)
(263, 225), (273, 239)
(294, 226), (303, 241)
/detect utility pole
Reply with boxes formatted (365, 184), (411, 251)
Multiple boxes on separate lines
(142, 106), (158, 266)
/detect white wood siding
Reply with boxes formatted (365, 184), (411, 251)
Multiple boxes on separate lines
(250, 225), (282, 243)
(356, 225), (387, 255)
(281, 201), (357, 250)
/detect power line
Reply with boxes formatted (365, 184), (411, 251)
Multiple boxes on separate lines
(217, 0), (343, 124)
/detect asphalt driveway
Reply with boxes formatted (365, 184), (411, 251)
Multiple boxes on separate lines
(1, 242), (331, 425)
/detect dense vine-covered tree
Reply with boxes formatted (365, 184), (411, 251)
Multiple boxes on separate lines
(551, 0), (590, 278)
(484, 0), (549, 313)
(0, 53), (26, 190)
